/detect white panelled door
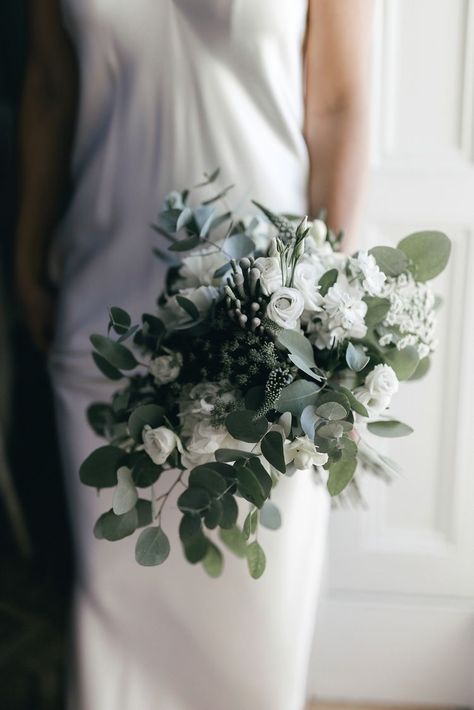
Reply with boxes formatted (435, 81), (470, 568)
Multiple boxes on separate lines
(308, 1), (474, 705)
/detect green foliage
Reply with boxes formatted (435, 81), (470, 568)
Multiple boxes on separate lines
(367, 420), (413, 437)
(108, 306), (132, 335)
(177, 487), (211, 514)
(318, 268), (338, 296)
(260, 500), (282, 530)
(409, 356), (431, 380)
(277, 329), (325, 381)
(225, 409), (268, 443)
(94, 508), (138, 541)
(261, 431), (286, 473)
(215, 448), (258, 463)
(219, 526), (248, 558)
(383, 345), (419, 380)
(276, 380), (320, 416)
(327, 439), (358, 496)
(223, 233), (255, 259)
(346, 342), (370, 372)
(92, 352), (124, 380)
(131, 455), (163, 487)
(235, 459), (272, 509)
(90, 334), (138, 370)
(202, 543), (224, 577)
(135, 526), (170, 566)
(243, 507), (259, 539)
(79, 445), (126, 488)
(315, 401), (347, 421)
(397, 230), (451, 281)
(363, 296), (391, 327)
(188, 466), (228, 495)
(246, 541), (266, 579)
(368, 246), (409, 276)
(128, 404), (165, 442)
(113, 467), (138, 515)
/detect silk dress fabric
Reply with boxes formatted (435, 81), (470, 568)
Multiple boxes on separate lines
(48, 2), (331, 708)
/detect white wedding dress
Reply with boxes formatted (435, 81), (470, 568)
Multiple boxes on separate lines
(48, 2), (331, 709)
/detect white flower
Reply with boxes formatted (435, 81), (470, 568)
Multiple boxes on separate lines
(266, 287), (305, 330)
(149, 351), (182, 385)
(254, 256), (283, 295)
(284, 436), (328, 470)
(353, 387), (391, 419)
(308, 219), (328, 247)
(181, 421), (252, 469)
(323, 276), (368, 342)
(179, 248), (228, 288)
(143, 425), (183, 465)
(350, 251), (386, 296)
(242, 215), (274, 252)
(159, 286), (219, 329)
(364, 364), (399, 397)
(292, 256), (324, 312)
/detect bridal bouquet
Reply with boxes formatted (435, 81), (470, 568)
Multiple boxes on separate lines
(80, 171), (451, 578)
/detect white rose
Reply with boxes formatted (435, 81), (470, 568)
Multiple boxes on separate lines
(143, 425), (183, 465)
(159, 285), (219, 329)
(364, 364), (399, 397)
(284, 436), (328, 470)
(292, 257), (324, 312)
(149, 351), (183, 385)
(254, 256), (283, 295)
(308, 219), (327, 247)
(266, 287), (305, 330)
(353, 386), (391, 419)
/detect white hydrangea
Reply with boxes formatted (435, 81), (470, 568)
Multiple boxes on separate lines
(377, 272), (438, 358)
(349, 250), (386, 296)
(308, 274), (368, 349)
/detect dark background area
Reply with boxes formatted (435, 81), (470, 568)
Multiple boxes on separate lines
(1, 4), (73, 708)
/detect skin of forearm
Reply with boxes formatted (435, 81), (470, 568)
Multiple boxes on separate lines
(306, 104), (370, 252)
(16, 63), (76, 289)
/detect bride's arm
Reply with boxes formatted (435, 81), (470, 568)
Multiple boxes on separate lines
(304, 0), (375, 252)
(15, 0), (77, 351)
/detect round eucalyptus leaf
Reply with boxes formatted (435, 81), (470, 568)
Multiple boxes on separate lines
(318, 269), (338, 297)
(246, 540), (266, 579)
(131, 455), (162, 487)
(176, 206), (193, 231)
(177, 487), (211, 514)
(92, 352), (124, 380)
(188, 466), (228, 495)
(276, 380), (320, 416)
(384, 345), (419, 380)
(108, 306), (132, 335)
(243, 507), (258, 539)
(202, 542), (224, 577)
(277, 329), (316, 368)
(215, 448), (258, 463)
(135, 526), (170, 566)
(136, 499), (153, 528)
(225, 409), (268, 443)
(244, 385), (265, 411)
(176, 295), (199, 321)
(183, 534), (210, 564)
(397, 230), (451, 282)
(94, 507), (138, 541)
(300, 405), (319, 439)
(408, 356), (431, 380)
(179, 513), (202, 544)
(113, 466), (138, 515)
(235, 464), (267, 508)
(168, 233), (201, 252)
(80, 445), (126, 488)
(204, 499), (223, 529)
(364, 296), (391, 327)
(128, 404), (165, 442)
(219, 526), (248, 558)
(220, 494), (239, 529)
(261, 431), (286, 473)
(317, 421), (344, 439)
(315, 401), (348, 421)
(327, 456), (357, 497)
(337, 386), (369, 418)
(368, 246), (409, 276)
(223, 233), (255, 259)
(367, 420), (413, 437)
(260, 500), (282, 530)
(346, 342), (370, 372)
(90, 334), (138, 370)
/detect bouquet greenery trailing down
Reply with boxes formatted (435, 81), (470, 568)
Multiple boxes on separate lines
(80, 170), (451, 578)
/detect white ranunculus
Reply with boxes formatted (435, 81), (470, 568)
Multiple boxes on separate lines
(143, 425), (183, 465)
(159, 285), (219, 329)
(284, 436), (328, 470)
(353, 386), (391, 419)
(308, 219), (328, 247)
(364, 364), (399, 397)
(254, 256), (283, 295)
(350, 250), (386, 296)
(179, 248), (228, 288)
(292, 257), (324, 312)
(149, 351), (183, 385)
(266, 287), (305, 330)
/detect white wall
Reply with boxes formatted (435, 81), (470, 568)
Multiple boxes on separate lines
(308, 0), (474, 704)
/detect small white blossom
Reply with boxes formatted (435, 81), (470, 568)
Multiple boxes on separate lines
(349, 250), (386, 296)
(266, 287), (305, 330)
(149, 351), (183, 385)
(311, 274), (367, 348)
(143, 426), (183, 465)
(284, 436), (328, 470)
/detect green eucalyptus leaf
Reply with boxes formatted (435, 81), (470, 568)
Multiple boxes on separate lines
(188, 466), (228, 495)
(220, 494), (239, 529)
(90, 334), (138, 370)
(94, 508), (138, 541)
(177, 487), (211, 514)
(108, 306), (132, 335)
(235, 463), (267, 508)
(128, 404), (165, 443)
(300, 405), (319, 439)
(225, 409), (268, 443)
(223, 233), (255, 259)
(204, 499), (223, 529)
(168, 234), (201, 252)
(136, 499), (153, 528)
(243, 507), (259, 539)
(346, 342), (370, 372)
(327, 456), (357, 496)
(131, 455), (163, 487)
(367, 420), (414, 437)
(317, 421), (345, 439)
(135, 526), (170, 566)
(337, 386), (369, 418)
(215, 448), (258, 463)
(219, 526), (248, 558)
(260, 500), (282, 530)
(318, 269), (338, 297)
(176, 206), (193, 231)
(408, 356), (431, 380)
(80, 445), (126, 488)
(276, 380), (320, 416)
(202, 542), (224, 577)
(246, 540), (266, 579)
(176, 295), (200, 321)
(368, 246), (409, 276)
(315, 401), (348, 421)
(397, 230), (451, 281)
(364, 296), (391, 327)
(261, 431), (286, 473)
(384, 346), (419, 380)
